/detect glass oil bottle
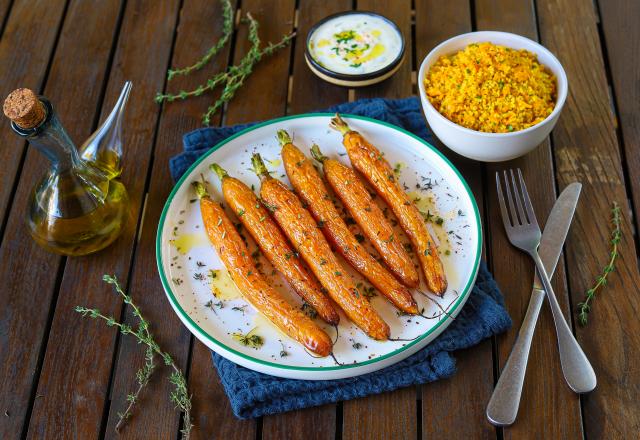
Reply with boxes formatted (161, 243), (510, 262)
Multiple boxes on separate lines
(3, 84), (132, 256)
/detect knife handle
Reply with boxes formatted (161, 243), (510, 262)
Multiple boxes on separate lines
(486, 289), (545, 426)
(536, 265), (598, 394)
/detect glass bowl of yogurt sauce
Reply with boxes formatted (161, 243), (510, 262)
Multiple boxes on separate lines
(305, 11), (405, 87)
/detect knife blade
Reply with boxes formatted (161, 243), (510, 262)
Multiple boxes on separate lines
(534, 182), (582, 289)
(487, 182), (581, 427)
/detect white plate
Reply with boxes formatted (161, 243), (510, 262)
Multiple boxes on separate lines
(156, 113), (482, 380)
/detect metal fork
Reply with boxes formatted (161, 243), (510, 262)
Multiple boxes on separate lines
(495, 169), (596, 394)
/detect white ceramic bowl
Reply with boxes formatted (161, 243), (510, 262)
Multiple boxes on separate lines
(418, 31), (568, 162)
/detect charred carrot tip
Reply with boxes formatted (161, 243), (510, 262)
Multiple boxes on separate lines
(276, 129), (292, 146)
(251, 153), (270, 180)
(192, 181), (209, 199)
(329, 113), (350, 135)
(310, 144), (328, 163)
(210, 163), (228, 180)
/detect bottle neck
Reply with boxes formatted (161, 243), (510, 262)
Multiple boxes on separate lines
(11, 98), (81, 173)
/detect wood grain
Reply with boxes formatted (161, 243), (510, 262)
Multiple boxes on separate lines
(0, 0), (18, 87)
(0, 1), (122, 438)
(421, 341), (494, 439)
(353, 0), (412, 101)
(597, 0), (640, 235)
(537, 0), (640, 438)
(475, 0), (584, 438)
(223, 0), (295, 123)
(413, 1), (498, 439)
(0, 0), (67, 235)
(0, 0), (12, 33)
(264, 407), (337, 440)
(340, 2), (417, 439)
(287, 0), (350, 115)
(188, 345), (257, 440)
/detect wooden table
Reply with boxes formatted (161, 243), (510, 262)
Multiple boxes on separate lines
(1, 0), (638, 438)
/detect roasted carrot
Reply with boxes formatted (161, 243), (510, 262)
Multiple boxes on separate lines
(279, 131), (419, 314)
(310, 144), (420, 288)
(251, 153), (390, 340)
(330, 114), (448, 295)
(193, 181), (333, 356)
(210, 163), (340, 325)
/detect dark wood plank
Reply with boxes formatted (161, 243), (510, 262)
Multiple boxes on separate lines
(0, 0), (14, 34)
(414, 2), (497, 438)
(287, 0), (351, 115)
(353, 0), (413, 101)
(421, 341), (493, 438)
(99, 1), (248, 439)
(597, 0), (640, 238)
(474, 0), (583, 438)
(261, 1), (351, 437)
(188, 348), (257, 440)
(536, 0), (640, 437)
(223, 0), (295, 123)
(415, 0), (471, 64)
(0, 1), (122, 437)
(344, 388), (417, 440)
(0, 0), (67, 234)
(341, 2), (417, 439)
(264, 407), (337, 440)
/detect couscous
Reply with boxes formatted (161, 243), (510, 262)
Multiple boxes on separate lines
(424, 42), (556, 133)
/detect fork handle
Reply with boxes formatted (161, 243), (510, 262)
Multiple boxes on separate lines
(486, 288), (545, 426)
(531, 251), (597, 393)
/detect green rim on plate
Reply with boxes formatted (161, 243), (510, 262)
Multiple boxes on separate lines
(156, 112), (483, 372)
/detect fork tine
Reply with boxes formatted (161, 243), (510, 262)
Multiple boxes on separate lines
(503, 170), (521, 226)
(517, 168), (539, 227)
(495, 172), (513, 230)
(510, 169), (528, 224)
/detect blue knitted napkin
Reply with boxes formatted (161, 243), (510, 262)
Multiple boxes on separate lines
(169, 97), (511, 419)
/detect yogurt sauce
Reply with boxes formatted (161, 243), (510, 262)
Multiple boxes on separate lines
(308, 14), (402, 75)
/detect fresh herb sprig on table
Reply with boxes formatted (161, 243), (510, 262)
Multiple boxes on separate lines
(167, 0), (234, 81)
(75, 275), (193, 439)
(577, 202), (622, 326)
(155, 3), (295, 126)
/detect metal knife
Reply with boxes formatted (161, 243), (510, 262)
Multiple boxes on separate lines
(535, 183), (596, 395)
(486, 182), (582, 427)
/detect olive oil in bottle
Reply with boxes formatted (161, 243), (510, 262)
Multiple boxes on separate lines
(3, 86), (131, 256)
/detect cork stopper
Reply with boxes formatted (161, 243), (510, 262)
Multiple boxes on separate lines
(3, 88), (46, 129)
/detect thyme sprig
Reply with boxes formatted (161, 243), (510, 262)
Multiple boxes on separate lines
(75, 275), (193, 439)
(155, 12), (295, 126)
(232, 327), (264, 349)
(201, 15), (295, 125)
(577, 202), (622, 326)
(166, 0), (234, 81)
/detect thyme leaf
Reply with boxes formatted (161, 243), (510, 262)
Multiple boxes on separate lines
(232, 327), (264, 349)
(577, 202), (622, 326)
